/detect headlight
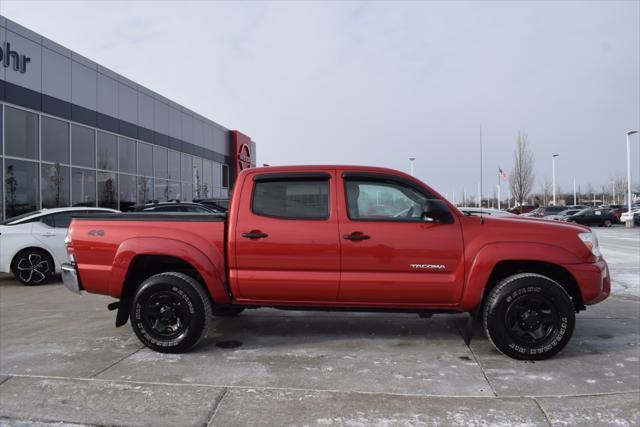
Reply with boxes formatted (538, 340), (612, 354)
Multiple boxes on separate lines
(578, 232), (601, 258)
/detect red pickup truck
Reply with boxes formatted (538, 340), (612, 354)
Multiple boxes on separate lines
(62, 166), (610, 360)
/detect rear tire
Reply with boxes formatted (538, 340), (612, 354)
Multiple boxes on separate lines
(130, 272), (212, 353)
(604, 219), (612, 227)
(482, 273), (575, 360)
(11, 249), (54, 286)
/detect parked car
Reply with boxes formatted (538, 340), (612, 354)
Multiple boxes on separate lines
(544, 209), (583, 221)
(193, 198), (230, 213)
(563, 208), (617, 227)
(130, 202), (222, 214)
(0, 207), (119, 285)
(620, 208), (640, 225)
(63, 165), (610, 360)
(506, 205), (538, 214)
(457, 207), (516, 217)
(523, 206), (567, 218)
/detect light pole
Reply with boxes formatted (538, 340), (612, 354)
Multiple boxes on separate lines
(552, 154), (559, 205)
(610, 180), (616, 205)
(626, 130), (638, 227)
(573, 178), (577, 205)
(496, 185), (501, 210)
(409, 158), (415, 176)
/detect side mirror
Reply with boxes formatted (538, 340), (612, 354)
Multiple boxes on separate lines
(421, 200), (454, 224)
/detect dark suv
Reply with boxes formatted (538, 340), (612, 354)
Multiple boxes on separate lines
(564, 208), (617, 227)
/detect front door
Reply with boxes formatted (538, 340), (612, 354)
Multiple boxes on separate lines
(337, 173), (465, 305)
(233, 171), (341, 302)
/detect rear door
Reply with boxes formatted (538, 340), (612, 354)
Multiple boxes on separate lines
(337, 172), (465, 305)
(233, 171), (340, 302)
(32, 212), (73, 266)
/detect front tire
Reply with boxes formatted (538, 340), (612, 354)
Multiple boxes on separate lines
(130, 272), (212, 353)
(11, 249), (54, 286)
(482, 273), (575, 360)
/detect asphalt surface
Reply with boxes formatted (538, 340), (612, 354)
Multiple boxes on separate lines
(0, 226), (638, 426)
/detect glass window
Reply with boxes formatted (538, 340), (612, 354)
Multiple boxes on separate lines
(181, 182), (193, 202)
(49, 212), (72, 228)
(252, 179), (329, 220)
(222, 164), (229, 188)
(41, 163), (70, 208)
(4, 159), (39, 218)
(153, 146), (168, 179)
(97, 131), (117, 171)
(168, 150), (180, 181)
(154, 179), (169, 202)
(193, 157), (203, 199)
(202, 160), (213, 199)
(168, 181), (181, 201)
(180, 154), (192, 182)
(118, 174), (137, 211)
(119, 137), (136, 174)
(5, 106), (39, 160)
(137, 175), (153, 204)
(97, 172), (117, 209)
(344, 180), (429, 221)
(71, 168), (96, 207)
(41, 116), (69, 164)
(71, 124), (95, 168)
(138, 142), (153, 177)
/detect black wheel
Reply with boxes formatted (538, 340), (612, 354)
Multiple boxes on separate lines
(604, 219), (612, 227)
(11, 249), (54, 286)
(482, 273), (575, 360)
(130, 272), (212, 353)
(211, 305), (245, 317)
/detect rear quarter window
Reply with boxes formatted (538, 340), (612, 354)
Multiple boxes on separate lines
(252, 179), (329, 220)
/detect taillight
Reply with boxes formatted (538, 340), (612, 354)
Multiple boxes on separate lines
(65, 233), (76, 263)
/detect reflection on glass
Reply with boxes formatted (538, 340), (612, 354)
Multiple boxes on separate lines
(168, 181), (181, 201)
(71, 124), (96, 168)
(42, 117), (70, 164)
(137, 176), (153, 205)
(98, 172), (117, 209)
(119, 137), (136, 174)
(71, 168), (96, 207)
(97, 132), (118, 171)
(119, 174), (136, 212)
(181, 154), (192, 182)
(154, 179), (169, 202)
(138, 143), (153, 177)
(42, 163), (70, 208)
(154, 146), (168, 179)
(4, 159), (39, 218)
(168, 150), (180, 181)
(4, 106), (39, 160)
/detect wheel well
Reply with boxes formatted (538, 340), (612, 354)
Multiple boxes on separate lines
(115, 255), (213, 328)
(11, 247), (55, 271)
(483, 260), (584, 312)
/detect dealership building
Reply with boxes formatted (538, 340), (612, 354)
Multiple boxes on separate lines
(0, 16), (255, 220)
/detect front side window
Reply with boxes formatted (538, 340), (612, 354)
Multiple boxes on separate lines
(344, 179), (429, 221)
(252, 179), (329, 220)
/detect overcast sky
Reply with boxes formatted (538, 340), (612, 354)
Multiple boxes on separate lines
(2, 1), (638, 199)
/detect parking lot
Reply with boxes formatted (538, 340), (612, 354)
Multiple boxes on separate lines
(0, 227), (638, 426)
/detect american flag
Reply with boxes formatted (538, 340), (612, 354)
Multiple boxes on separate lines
(498, 168), (508, 181)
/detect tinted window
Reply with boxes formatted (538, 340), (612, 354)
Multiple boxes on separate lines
(222, 164), (229, 188)
(41, 163), (70, 208)
(344, 179), (429, 221)
(52, 212), (72, 228)
(5, 106), (39, 160)
(119, 174), (137, 211)
(71, 168), (96, 207)
(4, 159), (39, 218)
(154, 147), (168, 179)
(41, 214), (55, 227)
(168, 150), (181, 180)
(98, 172), (117, 209)
(119, 137), (136, 174)
(154, 179), (169, 202)
(137, 176), (153, 204)
(41, 116), (69, 164)
(185, 205), (211, 213)
(97, 131), (117, 171)
(252, 179), (329, 219)
(71, 124), (95, 168)
(181, 154), (192, 182)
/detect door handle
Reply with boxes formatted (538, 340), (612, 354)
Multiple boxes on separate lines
(343, 232), (370, 241)
(241, 231), (269, 239)
(41, 232), (55, 237)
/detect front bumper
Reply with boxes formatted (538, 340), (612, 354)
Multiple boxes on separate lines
(61, 262), (83, 295)
(565, 258), (610, 305)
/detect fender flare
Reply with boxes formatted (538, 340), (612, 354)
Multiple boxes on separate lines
(110, 236), (229, 305)
(460, 242), (582, 311)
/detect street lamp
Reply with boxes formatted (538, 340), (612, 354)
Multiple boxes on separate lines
(552, 154), (559, 205)
(610, 180), (616, 205)
(496, 184), (501, 210)
(626, 130), (638, 227)
(409, 158), (415, 176)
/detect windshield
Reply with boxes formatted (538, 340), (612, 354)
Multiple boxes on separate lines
(1, 210), (43, 225)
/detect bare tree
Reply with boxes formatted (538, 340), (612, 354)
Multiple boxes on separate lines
(509, 132), (535, 212)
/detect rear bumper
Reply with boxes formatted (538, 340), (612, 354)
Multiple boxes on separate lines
(61, 262), (84, 295)
(565, 258), (610, 305)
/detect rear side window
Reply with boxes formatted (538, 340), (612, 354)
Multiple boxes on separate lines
(40, 213), (72, 228)
(252, 179), (329, 220)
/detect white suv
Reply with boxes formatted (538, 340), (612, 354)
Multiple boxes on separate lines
(0, 207), (118, 285)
